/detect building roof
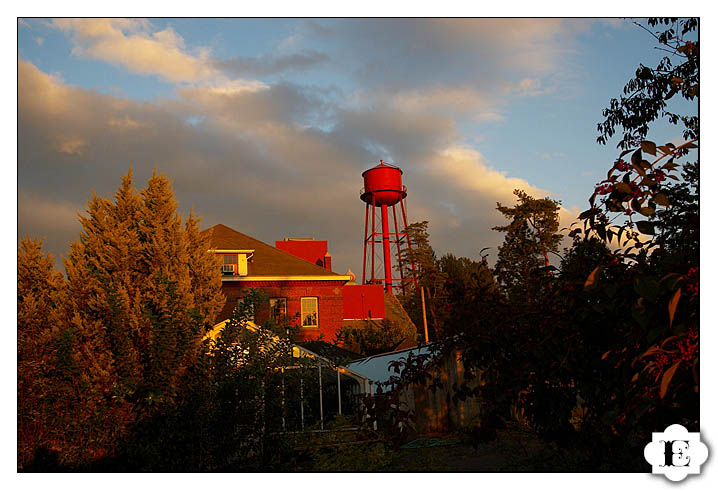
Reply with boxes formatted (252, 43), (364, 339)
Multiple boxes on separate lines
(345, 344), (437, 388)
(294, 341), (364, 364)
(201, 224), (345, 278)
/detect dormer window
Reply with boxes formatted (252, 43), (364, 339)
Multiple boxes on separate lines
(213, 249), (254, 277)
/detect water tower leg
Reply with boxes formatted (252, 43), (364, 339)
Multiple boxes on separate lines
(392, 205), (406, 295)
(371, 195), (376, 284)
(362, 202), (369, 284)
(381, 204), (392, 292)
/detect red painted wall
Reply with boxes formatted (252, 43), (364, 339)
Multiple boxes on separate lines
(221, 280), (344, 342)
(342, 284), (386, 320)
(275, 240), (329, 268)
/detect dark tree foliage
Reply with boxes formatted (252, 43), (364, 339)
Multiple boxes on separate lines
(493, 189), (562, 304)
(397, 221), (498, 341)
(119, 290), (299, 471)
(388, 18), (698, 471)
(597, 18), (698, 150)
(577, 17), (698, 436)
(397, 221), (446, 339)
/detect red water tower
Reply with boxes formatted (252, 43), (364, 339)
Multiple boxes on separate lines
(360, 160), (418, 293)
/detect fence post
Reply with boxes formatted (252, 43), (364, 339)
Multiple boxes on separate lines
(319, 361), (324, 430)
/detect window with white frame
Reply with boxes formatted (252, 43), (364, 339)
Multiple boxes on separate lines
(300, 297), (318, 328)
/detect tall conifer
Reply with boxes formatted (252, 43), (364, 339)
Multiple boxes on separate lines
(19, 169), (223, 467)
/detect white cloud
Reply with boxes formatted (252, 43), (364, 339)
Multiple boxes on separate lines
(51, 18), (259, 88)
(429, 145), (548, 199)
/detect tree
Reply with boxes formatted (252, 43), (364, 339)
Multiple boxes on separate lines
(388, 19), (699, 470)
(66, 170), (223, 410)
(118, 289), (297, 471)
(19, 169), (224, 468)
(17, 238), (73, 466)
(579, 17), (698, 424)
(397, 221), (446, 340)
(436, 253), (498, 337)
(493, 189), (562, 303)
(597, 18), (698, 151)
(343, 318), (416, 356)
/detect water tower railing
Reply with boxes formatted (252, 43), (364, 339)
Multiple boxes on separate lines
(359, 185), (407, 196)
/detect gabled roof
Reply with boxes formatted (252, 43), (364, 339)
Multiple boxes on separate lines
(345, 343), (437, 387)
(294, 341), (364, 364)
(201, 224), (346, 278)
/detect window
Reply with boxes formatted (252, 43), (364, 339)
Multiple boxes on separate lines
(301, 297), (318, 328)
(223, 254), (238, 274)
(270, 298), (287, 324)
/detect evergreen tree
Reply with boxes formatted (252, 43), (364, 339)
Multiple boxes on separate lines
(19, 169), (224, 468)
(397, 221), (446, 339)
(493, 189), (562, 302)
(64, 169), (223, 412)
(18, 238), (68, 465)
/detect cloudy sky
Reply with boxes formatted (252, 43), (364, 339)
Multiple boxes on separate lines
(17, 17), (697, 276)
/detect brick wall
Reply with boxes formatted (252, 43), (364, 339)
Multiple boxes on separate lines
(220, 280), (345, 342)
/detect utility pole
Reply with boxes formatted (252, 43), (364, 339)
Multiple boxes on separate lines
(421, 285), (429, 343)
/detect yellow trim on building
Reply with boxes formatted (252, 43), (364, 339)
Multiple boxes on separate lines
(211, 249), (256, 254)
(221, 275), (352, 282)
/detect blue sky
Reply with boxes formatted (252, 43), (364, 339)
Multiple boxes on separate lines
(17, 17), (699, 278)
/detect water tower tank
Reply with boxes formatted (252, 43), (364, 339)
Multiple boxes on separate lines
(359, 160), (417, 295)
(360, 161), (407, 206)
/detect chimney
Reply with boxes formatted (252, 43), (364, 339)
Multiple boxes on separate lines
(323, 252), (332, 271)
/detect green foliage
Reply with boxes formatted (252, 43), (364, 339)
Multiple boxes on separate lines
(493, 189), (562, 304)
(343, 318), (415, 356)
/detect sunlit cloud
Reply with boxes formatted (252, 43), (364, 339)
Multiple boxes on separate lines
(52, 18), (216, 83)
(51, 18), (248, 88)
(429, 145), (548, 199)
(54, 136), (88, 155)
(18, 54), (567, 272)
(108, 115), (147, 130)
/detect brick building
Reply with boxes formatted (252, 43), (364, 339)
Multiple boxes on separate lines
(202, 224), (352, 342)
(203, 223), (418, 349)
